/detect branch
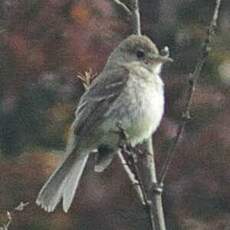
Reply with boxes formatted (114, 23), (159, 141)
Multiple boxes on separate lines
(76, 69), (97, 90)
(130, 0), (141, 35)
(0, 202), (29, 230)
(139, 139), (166, 230)
(125, 149), (156, 230)
(118, 151), (146, 205)
(113, 0), (132, 15)
(112, 0), (141, 35)
(116, 123), (156, 230)
(113, 1), (165, 229)
(158, 0), (223, 185)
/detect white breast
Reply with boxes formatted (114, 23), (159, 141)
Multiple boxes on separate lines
(125, 71), (164, 145)
(103, 65), (164, 146)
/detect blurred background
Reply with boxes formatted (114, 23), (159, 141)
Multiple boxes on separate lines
(0, 0), (230, 229)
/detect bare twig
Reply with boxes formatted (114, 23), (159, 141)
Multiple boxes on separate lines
(116, 122), (146, 206)
(130, 0), (141, 35)
(116, 123), (156, 230)
(112, 0), (141, 35)
(127, 149), (156, 230)
(113, 0), (164, 229)
(0, 202), (29, 230)
(118, 151), (146, 205)
(113, 0), (132, 15)
(139, 139), (166, 230)
(159, 0), (223, 185)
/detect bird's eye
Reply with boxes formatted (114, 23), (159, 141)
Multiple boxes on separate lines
(136, 50), (145, 59)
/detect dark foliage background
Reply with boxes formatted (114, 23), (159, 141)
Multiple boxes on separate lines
(0, 0), (230, 229)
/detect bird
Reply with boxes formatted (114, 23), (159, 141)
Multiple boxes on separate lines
(36, 34), (172, 213)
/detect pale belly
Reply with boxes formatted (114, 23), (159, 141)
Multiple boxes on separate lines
(120, 87), (164, 145)
(101, 77), (164, 146)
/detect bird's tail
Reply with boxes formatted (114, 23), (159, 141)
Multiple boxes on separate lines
(36, 150), (89, 213)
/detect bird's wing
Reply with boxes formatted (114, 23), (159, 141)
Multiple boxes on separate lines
(72, 66), (129, 142)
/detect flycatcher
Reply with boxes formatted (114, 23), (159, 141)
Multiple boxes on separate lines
(36, 35), (172, 213)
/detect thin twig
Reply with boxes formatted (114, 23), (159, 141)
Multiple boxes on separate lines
(140, 139), (166, 230)
(112, 0), (141, 35)
(116, 124), (156, 230)
(0, 202), (29, 230)
(159, 0), (223, 185)
(113, 0), (132, 15)
(113, 0), (162, 229)
(116, 123), (147, 206)
(128, 150), (156, 230)
(118, 151), (146, 205)
(76, 69), (97, 90)
(130, 0), (141, 35)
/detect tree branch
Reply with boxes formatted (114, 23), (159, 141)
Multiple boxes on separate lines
(113, 0), (132, 15)
(158, 0), (223, 186)
(116, 123), (156, 230)
(130, 0), (141, 35)
(113, 0), (141, 35)
(0, 202), (29, 230)
(113, 0), (165, 229)
(140, 139), (166, 230)
(118, 151), (146, 205)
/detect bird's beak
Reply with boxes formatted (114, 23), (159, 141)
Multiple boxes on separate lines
(148, 46), (173, 63)
(155, 55), (173, 63)
(148, 53), (173, 63)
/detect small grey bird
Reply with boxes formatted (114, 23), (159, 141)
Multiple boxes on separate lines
(36, 35), (172, 213)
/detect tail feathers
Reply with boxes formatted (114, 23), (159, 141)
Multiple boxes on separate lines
(62, 155), (89, 212)
(36, 152), (89, 213)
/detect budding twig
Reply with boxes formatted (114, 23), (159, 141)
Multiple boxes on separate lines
(76, 69), (97, 90)
(159, 0), (223, 186)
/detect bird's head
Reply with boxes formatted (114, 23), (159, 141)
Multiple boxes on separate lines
(106, 35), (173, 74)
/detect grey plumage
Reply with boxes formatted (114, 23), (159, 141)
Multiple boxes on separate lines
(36, 35), (171, 212)
(36, 67), (129, 212)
